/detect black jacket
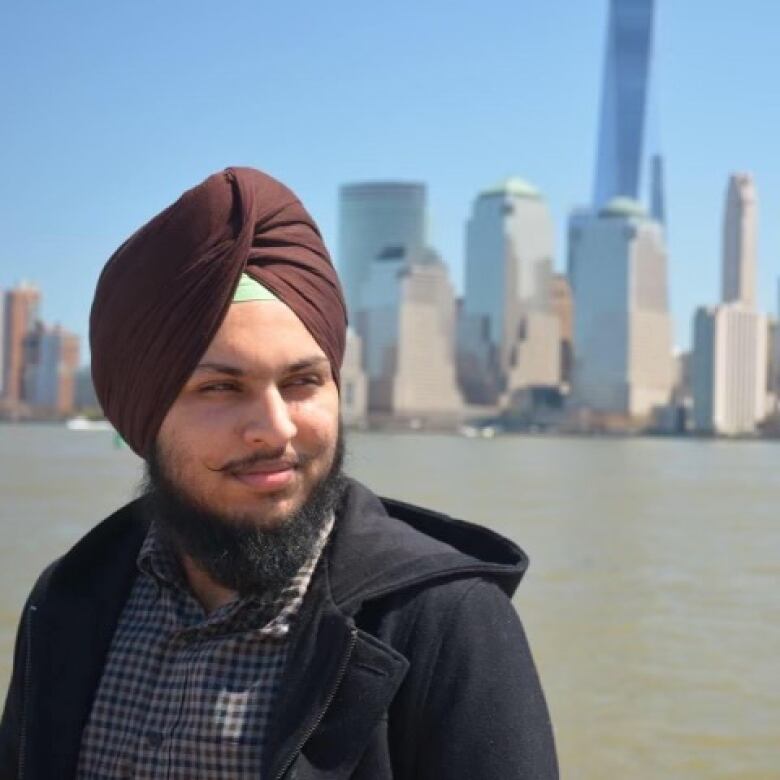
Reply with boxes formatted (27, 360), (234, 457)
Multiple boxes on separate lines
(1, 478), (558, 778)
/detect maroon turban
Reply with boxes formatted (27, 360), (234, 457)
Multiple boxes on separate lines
(90, 167), (347, 458)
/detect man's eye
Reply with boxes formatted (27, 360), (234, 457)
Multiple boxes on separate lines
(285, 374), (322, 388)
(199, 382), (239, 394)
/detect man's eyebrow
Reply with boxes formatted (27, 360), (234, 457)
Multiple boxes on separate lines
(286, 356), (330, 373)
(193, 363), (245, 377)
(192, 356), (329, 377)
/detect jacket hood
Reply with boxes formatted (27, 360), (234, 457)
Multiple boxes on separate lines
(328, 478), (528, 614)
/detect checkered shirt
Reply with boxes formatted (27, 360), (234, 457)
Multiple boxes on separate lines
(76, 514), (333, 779)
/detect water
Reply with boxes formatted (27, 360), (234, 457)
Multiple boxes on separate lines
(1, 424), (778, 779)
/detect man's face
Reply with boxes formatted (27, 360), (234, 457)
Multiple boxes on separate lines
(156, 298), (341, 530)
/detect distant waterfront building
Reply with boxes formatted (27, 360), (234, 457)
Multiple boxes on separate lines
(551, 273), (574, 384)
(671, 349), (692, 402)
(570, 197), (674, 417)
(355, 242), (405, 409)
(337, 182), (426, 319)
(691, 304), (767, 434)
(458, 178), (557, 404)
(721, 173), (757, 308)
(358, 248), (461, 415)
(691, 172), (765, 434)
(566, 207), (593, 298)
(592, 0), (660, 213)
(504, 310), (561, 392)
(393, 258), (462, 415)
(22, 322), (80, 414)
(340, 328), (368, 426)
(2, 282), (41, 403)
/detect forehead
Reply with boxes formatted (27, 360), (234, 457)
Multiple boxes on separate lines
(201, 299), (327, 367)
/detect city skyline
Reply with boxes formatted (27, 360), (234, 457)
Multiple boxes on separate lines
(1, 2), (778, 360)
(2, 169), (775, 433)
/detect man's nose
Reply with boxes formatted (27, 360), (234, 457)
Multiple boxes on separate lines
(241, 387), (298, 449)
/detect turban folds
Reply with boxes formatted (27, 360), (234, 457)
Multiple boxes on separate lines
(90, 167), (347, 458)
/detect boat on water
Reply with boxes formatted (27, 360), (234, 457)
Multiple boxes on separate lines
(65, 416), (114, 432)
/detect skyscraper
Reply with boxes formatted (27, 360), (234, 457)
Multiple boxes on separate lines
(355, 241), (405, 409)
(458, 178), (557, 403)
(570, 198), (674, 417)
(337, 182), (427, 319)
(23, 322), (81, 414)
(393, 258), (462, 415)
(592, 0), (659, 213)
(357, 246), (462, 415)
(721, 173), (757, 308)
(2, 282), (41, 403)
(691, 173), (764, 434)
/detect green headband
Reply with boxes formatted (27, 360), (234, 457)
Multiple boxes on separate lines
(233, 273), (279, 303)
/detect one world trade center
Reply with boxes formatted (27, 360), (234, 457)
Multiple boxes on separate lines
(592, 0), (664, 223)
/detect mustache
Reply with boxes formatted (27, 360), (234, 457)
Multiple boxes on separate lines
(209, 448), (308, 474)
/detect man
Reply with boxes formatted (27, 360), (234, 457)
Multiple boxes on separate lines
(0, 167), (557, 778)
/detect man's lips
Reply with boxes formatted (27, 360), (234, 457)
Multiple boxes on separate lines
(227, 460), (298, 491)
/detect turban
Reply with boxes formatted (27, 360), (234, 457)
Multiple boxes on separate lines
(90, 167), (347, 458)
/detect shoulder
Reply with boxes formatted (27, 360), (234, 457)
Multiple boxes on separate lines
(375, 576), (558, 777)
(26, 499), (148, 605)
(329, 478), (528, 613)
(376, 575), (520, 658)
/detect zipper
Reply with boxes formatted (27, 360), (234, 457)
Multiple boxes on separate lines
(273, 626), (358, 780)
(18, 604), (36, 780)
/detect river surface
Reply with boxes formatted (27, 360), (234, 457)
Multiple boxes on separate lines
(1, 424), (778, 778)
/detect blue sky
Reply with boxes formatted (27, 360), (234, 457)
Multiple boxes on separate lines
(1, 1), (777, 361)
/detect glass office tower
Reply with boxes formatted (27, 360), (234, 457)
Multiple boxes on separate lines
(592, 0), (657, 210)
(337, 182), (427, 320)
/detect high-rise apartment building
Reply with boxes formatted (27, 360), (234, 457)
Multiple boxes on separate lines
(721, 173), (757, 308)
(22, 322), (80, 414)
(692, 305), (767, 434)
(570, 198), (673, 417)
(2, 282), (41, 403)
(592, 0), (661, 215)
(458, 178), (557, 403)
(337, 182), (426, 319)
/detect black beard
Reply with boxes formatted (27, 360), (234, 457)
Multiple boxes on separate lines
(141, 432), (346, 598)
